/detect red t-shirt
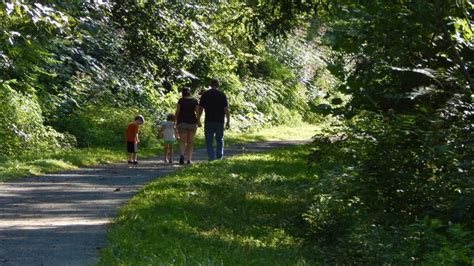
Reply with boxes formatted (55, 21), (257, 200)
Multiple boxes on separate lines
(126, 123), (139, 143)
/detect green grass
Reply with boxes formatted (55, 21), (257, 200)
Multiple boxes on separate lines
(99, 145), (319, 265)
(0, 123), (317, 182)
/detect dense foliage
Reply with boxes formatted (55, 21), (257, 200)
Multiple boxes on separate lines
(303, 0), (473, 263)
(0, 1), (315, 156)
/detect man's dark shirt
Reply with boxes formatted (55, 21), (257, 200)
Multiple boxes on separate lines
(199, 88), (228, 123)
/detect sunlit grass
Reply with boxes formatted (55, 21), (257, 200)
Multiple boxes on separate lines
(99, 146), (319, 265)
(0, 123), (318, 182)
(226, 122), (319, 143)
(0, 159), (76, 179)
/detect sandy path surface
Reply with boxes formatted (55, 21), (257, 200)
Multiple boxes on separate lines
(0, 140), (306, 266)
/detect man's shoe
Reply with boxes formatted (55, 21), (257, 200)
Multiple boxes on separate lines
(179, 155), (185, 165)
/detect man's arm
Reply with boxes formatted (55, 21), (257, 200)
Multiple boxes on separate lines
(224, 106), (230, 129)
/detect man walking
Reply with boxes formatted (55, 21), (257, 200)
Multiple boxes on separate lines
(197, 78), (230, 161)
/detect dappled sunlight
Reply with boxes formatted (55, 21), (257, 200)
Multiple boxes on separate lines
(198, 226), (299, 250)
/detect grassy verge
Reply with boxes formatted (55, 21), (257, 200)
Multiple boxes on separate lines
(99, 145), (318, 265)
(0, 123), (317, 182)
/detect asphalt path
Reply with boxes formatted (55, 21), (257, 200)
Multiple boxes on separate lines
(0, 140), (307, 266)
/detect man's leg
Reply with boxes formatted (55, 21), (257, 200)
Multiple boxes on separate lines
(205, 123), (216, 161)
(215, 123), (224, 159)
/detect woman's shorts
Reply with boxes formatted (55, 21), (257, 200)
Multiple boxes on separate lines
(127, 141), (137, 153)
(177, 123), (198, 134)
(164, 140), (175, 144)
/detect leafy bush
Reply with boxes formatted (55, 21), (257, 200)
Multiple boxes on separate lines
(0, 82), (76, 156)
(300, 1), (473, 262)
(305, 211), (473, 264)
(218, 73), (307, 131)
(304, 109), (473, 263)
(59, 105), (159, 148)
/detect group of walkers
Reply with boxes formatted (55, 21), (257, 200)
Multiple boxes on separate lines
(125, 78), (230, 165)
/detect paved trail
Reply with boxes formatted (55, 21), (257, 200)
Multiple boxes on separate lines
(0, 140), (306, 266)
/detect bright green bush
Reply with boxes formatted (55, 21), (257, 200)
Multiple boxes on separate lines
(0, 82), (76, 156)
(58, 105), (159, 148)
(218, 73), (307, 131)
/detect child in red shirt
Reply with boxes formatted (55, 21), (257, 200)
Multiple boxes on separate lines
(126, 115), (145, 165)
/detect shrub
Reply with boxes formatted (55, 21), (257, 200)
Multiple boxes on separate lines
(0, 82), (76, 156)
(305, 216), (473, 264)
(58, 105), (158, 148)
(304, 110), (473, 263)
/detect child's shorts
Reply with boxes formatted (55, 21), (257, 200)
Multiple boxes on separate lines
(127, 141), (137, 153)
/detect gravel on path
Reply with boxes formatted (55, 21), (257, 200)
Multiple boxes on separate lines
(0, 140), (307, 266)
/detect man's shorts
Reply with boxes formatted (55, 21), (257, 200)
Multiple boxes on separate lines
(127, 141), (137, 153)
(177, 123), (198, 134)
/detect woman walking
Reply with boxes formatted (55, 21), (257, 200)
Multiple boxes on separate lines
(175, 88), (199, 164)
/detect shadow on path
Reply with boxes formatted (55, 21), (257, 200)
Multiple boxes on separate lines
(0, 140), (306, 265)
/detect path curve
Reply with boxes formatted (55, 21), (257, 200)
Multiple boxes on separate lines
(0, 140), (306, 266)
